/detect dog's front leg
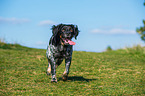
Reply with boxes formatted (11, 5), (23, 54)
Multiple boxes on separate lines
(49, 57), (57, 83)
(62, 56), (72, 81)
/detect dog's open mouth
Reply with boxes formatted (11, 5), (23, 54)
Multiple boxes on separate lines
(62, 38), (76, 45)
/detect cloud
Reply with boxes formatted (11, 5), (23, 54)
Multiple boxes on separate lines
(38, 20), (57, 26)
(91, 28), (136, 34)
(35, 41), (47, 46)
(0, 17), (30, 24)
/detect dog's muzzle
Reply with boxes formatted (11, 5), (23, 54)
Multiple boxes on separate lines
(62, 32), (72, 38)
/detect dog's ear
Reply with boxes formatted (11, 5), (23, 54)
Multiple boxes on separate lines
(73, 25), (79, 39)
(51, 25), (56, 35)
(51, 24), (64, 36)
(50, 24), (63, 46)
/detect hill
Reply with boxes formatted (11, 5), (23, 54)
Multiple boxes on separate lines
(0, 42), (145, 95)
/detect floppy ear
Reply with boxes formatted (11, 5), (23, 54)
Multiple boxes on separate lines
(51, 25), (58, 36)
(50, 24), (63, 46)
(51, 24), (64, 36)
(74, 25), (79, 39)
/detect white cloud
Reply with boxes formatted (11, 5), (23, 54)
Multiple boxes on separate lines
(35, 41), (47, 46)
(0, 17), (30, 24)
(91, 28), (136, 34)
(38, 20), (57, 26)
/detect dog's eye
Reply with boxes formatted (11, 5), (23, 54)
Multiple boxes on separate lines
(69, 28), (73, 32)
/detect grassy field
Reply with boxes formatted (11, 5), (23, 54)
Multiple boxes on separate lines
(0, 42), (145, 95)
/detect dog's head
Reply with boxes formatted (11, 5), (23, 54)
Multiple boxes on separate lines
(50, 24), (79, 46)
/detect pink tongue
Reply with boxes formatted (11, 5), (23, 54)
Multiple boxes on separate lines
(67, 40), (76, 45)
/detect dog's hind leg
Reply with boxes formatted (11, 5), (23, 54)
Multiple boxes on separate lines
(46, 62), (51, 75)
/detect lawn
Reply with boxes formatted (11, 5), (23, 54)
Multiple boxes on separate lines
(0, 42), (145, 95)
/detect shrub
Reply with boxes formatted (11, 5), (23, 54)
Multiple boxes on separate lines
(106, 46), (112, 51)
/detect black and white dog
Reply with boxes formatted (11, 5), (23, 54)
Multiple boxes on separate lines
(46, 24), (79, 82)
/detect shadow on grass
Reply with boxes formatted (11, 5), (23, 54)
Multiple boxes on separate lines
(58, 76), (97, 82)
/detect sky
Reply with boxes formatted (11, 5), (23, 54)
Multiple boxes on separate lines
(0, 0), (145, 52)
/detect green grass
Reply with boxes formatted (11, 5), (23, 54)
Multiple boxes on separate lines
(0, 42), (145, 95)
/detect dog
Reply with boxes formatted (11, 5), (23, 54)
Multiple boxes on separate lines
(46, 24), (79, 83)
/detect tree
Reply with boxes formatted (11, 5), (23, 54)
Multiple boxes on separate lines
(136, 2), (145, 42)
(136, 20), (145, 42)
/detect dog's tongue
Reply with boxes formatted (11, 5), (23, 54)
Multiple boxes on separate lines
(67, 40), (76, 45)
(64, 39), (75, 45)
(63, 39), (76, 45)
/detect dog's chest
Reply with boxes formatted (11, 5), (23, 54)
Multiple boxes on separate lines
(53, 45), (72, 58)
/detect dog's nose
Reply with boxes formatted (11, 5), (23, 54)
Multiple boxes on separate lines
(66, 32), (71, 35)
(65, 32), (71, 36)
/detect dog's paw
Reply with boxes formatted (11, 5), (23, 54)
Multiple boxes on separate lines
(51, 79), (57, 83)
(62, 73), (68, 81)
(51, 75), (57, 83)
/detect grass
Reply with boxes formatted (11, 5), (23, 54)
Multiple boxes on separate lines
(0, 42), (145, 95)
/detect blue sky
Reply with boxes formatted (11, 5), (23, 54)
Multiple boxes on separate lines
(0, 0), (145, 52)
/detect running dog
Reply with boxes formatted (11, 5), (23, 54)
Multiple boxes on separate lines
(46, 24), (79, 82)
